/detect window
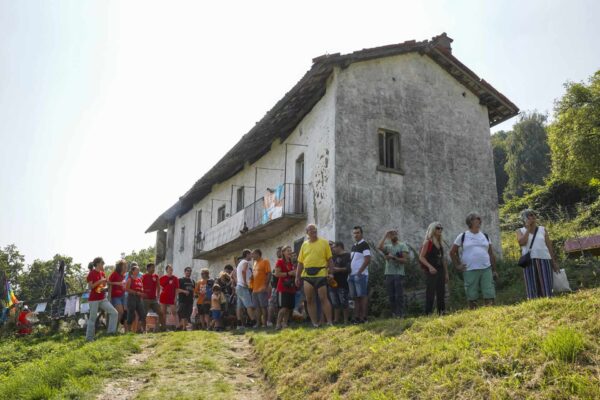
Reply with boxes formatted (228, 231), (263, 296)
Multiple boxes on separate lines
(236, 187), (245, 212)
(217, 205), (226, 223)
(179, 226), (185, 252)
(195, 210), (202, 244)
(378, 129), (403, 173)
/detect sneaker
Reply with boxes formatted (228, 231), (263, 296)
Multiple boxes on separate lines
(266, 321), (274, 328)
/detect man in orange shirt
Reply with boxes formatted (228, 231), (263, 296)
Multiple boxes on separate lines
(251, 249), (271, 328)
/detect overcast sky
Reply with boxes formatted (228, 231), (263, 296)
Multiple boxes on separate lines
(1, 0), (599, 266)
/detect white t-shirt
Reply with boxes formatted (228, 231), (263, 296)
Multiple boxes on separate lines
(236, 259), (252, 287)
(520, 226), (551, 260)
(350, 239), (371, 276)
(454, 231), (491, 271)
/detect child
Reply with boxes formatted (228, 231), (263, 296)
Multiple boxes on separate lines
(194, 269), (213, 330)
(210, 284), (226, 332)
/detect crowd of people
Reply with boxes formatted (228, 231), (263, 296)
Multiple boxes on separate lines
(84, 209), (560, 341)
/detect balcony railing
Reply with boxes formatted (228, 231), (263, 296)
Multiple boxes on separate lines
(194, 183), (307, 257)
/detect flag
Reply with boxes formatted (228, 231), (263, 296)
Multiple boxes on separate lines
(6, 281), (18, 308)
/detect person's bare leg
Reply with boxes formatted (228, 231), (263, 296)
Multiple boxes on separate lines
(342, 307), (349, 324)
(303, 281), (318, 326)
(317, 285), (333, 324)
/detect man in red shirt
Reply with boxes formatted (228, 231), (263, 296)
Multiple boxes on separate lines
(86, 257), (118, 341)
(142, 263), (165, 331)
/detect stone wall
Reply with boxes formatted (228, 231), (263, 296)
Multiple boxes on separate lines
(334, 53), (502, 254)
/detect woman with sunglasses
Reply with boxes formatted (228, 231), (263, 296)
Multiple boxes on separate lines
(419, 222), (448, 315)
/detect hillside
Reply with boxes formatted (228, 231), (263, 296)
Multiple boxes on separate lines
(252, 288), (600, 399)
(1, 289), (598, 399)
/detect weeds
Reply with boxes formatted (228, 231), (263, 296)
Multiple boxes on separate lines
(542, 327), (585, 362)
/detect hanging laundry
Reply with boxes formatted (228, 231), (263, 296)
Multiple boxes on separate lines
(64, 296), (80, 316)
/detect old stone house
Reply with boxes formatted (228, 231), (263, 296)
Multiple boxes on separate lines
(146, 33), (518, 277)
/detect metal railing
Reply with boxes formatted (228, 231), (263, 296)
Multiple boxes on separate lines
(194, 183), (306, 255)
(244, 183), (306, 230)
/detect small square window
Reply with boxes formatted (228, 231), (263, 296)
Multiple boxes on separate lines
(217, 205), (226, 223)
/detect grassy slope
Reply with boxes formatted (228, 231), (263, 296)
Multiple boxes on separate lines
(252, 288), (600, 400)
(0, 330), (262, 400)
(0, 333), (140, 400)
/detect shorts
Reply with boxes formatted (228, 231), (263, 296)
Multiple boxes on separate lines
(348, 274), (368, 298)
(178, 302), (193, 320)
(197, 303), (211, 315)
(211, 310), (222, 320)
(236, 286), (255, 309)
(252, 291), (269, 308)
(143, 299), (161, 314)
(328, 286), (349, 309)
(278, 292), (295, 310)
(303, 277), (328, 289)
(110, 296), (125, 307)
(464, 267), (496, 301)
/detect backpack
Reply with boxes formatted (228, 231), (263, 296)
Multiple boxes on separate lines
(460, 231), (490, 247)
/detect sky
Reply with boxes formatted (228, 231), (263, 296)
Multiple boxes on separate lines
(1, 0), (599, 267)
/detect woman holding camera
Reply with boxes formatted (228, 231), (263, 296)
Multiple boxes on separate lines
(274, 245), (297, 329)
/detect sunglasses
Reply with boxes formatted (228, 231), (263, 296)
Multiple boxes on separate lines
(435, 226), (443, 230)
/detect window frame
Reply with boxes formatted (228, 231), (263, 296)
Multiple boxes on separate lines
(217, 205), (226, 224)
(179, 226), (185, 252)
(236, 187), (245, 213)
(377, 128), (404, 175)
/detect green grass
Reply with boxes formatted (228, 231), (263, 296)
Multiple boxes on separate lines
(251, 288), (600, 400)
(0, 332), (140, 400)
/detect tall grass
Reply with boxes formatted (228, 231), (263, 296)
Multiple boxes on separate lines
(252, 288), (600, 400)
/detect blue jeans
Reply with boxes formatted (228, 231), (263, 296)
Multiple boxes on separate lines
(348, 274), (368, 298)
(385, 275), (404, 317)
(86, 299), (118, 341)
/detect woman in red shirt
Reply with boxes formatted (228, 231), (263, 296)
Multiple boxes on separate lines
(125, 264), (147, 333)
(108, 259), (127, 330)
(274, 246), (297, 329)
(159, 264), (189, 326)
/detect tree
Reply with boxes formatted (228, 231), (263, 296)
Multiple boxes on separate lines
(122, 246), (155, 270)
(17, 255), (85, 301)
(548, 70), (600, 185)
(0, 244), (26, 291)
(491, 130), (510, 203)
(504, 112), (551, 200)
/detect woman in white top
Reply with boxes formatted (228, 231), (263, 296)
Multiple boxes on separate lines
(516, 209), (559, 299)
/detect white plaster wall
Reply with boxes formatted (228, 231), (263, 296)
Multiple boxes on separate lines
(171, 72), (339, 277)
(334, 53), (502, 254)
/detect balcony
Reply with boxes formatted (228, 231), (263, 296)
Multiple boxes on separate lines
(193, 183), (307, 259)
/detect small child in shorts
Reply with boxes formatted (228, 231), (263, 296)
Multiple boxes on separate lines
(210, 284), (226, 331)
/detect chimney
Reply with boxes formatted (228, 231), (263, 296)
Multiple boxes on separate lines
(432, 33), (453, 54)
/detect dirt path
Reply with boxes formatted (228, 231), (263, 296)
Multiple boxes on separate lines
(96, 335), (157, 400)
(223, 334), (271, 399)
(96, 332), (271, 400)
